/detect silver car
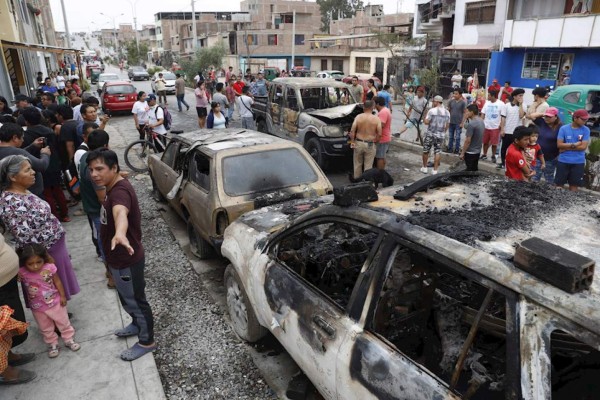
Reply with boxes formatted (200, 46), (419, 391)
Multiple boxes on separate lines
(151, 71), (177, 95)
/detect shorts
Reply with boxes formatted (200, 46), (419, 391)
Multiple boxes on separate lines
(376, 142), (390, 159)
(196, 107), (207, 117)
(554, 162), (584, 186)
(483, 128), (500, 145)
(404, 118), (419, 129)
(423, 135), (443, 155)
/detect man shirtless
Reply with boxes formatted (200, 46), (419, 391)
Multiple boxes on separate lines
(349, 100), (382, 179)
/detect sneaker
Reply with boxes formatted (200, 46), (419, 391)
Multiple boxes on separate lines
(186, 105), (190, 111)
(48, 345), (59, 358)
(431, 169), (438, 175)
(491, 156), (497, 163)
(65, 340), (81, 352)
(496, 163), (504, 169)
(420, 167), (428, 174)
(480, 155), (487, 160)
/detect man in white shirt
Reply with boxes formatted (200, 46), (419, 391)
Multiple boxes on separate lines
(146, 94), (167, 147)
(499, 88), (525, 169)
(451, 70), (463, 89)
(480, 90), (505, 163)
(236, 86), (255, 129)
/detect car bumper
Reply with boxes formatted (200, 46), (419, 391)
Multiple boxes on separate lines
(103, 101), (136, 111)
(133, 76), (149, 80)
(320, 137), (352, 157)
(210, 236), (223, 255)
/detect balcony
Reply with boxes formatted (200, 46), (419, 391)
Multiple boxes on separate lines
(504, 14), (600, 48)
(417, 0), (456, 33)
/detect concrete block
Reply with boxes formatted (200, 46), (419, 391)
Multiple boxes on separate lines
(514, 237), (595, 293)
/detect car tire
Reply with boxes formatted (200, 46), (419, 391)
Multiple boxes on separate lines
(256, 119), (267, 133)
(224, 265), (267, 343)
(187, 221), (213, 259)
(305, 137), (328, 170)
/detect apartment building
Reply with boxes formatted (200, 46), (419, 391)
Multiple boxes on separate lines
(491, 0), (600, 91)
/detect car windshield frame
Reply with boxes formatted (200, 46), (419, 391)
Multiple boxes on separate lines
(99, 74), (119, 81)
(221, 148), (319, 197)
(298, 86), (357, 109)
(105, 84), (136, 95)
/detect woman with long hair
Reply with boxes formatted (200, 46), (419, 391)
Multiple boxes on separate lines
(194, 81), (209, 129)
(0, 96), (12, 115)
(207, 102), (226, 129)
(131, 91), (149, 140)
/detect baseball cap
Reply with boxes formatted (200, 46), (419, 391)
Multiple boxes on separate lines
(543, 107), (558, 117)
(492, 78), (498, 83)
(13, 94), (29, 103)
(433, 95), (444, 102)
(573, 109), (590, 120)
(147, 93), (157, 101)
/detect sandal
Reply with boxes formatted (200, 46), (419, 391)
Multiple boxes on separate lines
(120, 342), (157, 361)
(48, 345), (59, 358)
(114, 323), (139, 338)
(65, 340), (81, 351)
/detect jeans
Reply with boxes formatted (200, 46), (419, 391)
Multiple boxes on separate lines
(241, 117), (256, 129)
(464, 152), (480, 171)
(532, 158), (558, 183)
(176, 94), (189, 111)
(227, 103), (235, 120)
(448, 123), (462, 153)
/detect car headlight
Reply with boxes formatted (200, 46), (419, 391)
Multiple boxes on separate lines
(321, 125), (342, 137)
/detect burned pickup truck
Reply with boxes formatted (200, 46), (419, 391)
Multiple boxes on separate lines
(222, 174), (600, 399)
(253, 77), (361, 169)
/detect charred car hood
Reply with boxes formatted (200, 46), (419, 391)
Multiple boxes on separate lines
(304, 104), (360, 119)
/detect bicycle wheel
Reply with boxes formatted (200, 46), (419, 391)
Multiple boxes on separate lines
(124, 140), (156, 173)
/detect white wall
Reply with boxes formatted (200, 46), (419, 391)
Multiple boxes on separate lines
(349, 50), (390, 82)
(504, 14), (600, 48)
(452, 0), (508, 46)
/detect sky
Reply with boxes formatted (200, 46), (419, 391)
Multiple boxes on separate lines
(49, 0), (415, 33)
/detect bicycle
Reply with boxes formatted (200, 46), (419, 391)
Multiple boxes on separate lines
(124, 127), (183, 173)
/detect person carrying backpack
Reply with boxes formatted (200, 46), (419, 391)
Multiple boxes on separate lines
(146, 94), (168, 147)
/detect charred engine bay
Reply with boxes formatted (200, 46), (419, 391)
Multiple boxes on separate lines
(405, 176), (598, 247)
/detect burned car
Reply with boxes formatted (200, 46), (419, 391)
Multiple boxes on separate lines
(252, 78), (361, 169)
(148, 129), (332, 259)
(222, 174), (600, 399)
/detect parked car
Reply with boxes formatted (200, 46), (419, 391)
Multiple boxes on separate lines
(253, 77), (361, 169)
(316, 70), (344, 81)
(222, 173), (600, 400)
(96, 73), (121, 95)
(128, 66), (150, 81)
(547, 84), (600, 135)
(262, 67), (281, 81)
(101, 81), (137, 114)
(148, 129), (333, 259)
(150, 71), (177, 95)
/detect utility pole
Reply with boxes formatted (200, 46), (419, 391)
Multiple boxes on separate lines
(291, 10), (296, 71)
(192, 0), (197, 55)
(59, 0), (71, 49)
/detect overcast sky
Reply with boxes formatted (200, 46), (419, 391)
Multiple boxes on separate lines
(49, 0), (415, 33)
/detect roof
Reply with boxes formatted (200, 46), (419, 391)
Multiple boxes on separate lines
(272, 77), (350, 88)
(173, 129), (294, 155)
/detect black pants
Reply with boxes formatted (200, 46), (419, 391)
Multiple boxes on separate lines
(464, 152), (480, 171)
(501, 133), (513, 166)
(0, 277), (28, 347)
(137, 124), (146, 140)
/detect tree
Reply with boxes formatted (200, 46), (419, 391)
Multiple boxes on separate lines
(125, 40), (149, 66)
(180, 43), (227, 84)
(316, 0), (363, 32)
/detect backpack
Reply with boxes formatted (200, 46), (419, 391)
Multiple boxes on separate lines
(155, 105), (172, 131)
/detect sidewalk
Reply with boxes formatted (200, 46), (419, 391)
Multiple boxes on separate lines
(2, 213), (165, 400)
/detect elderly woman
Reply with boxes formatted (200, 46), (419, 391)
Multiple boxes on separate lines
(0, 232), (35, 385)
(0, 155), (79, 300)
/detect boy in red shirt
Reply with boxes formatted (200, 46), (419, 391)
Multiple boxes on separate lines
(524, 131), (545, 171)
(506, 126), (535, 181)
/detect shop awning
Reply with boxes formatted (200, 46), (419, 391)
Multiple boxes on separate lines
(442, 44), (495, 51)
(1, 40), (80, 55)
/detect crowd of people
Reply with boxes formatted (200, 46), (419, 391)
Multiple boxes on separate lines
(0, 79), (156, 384)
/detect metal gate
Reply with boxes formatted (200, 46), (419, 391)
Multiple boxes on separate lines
(3, 47), (21, 95)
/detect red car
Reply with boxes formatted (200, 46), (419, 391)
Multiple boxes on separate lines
(101, 81), (137, 114)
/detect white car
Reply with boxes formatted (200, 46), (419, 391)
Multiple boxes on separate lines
(96, 73), (121, 94)
(316, 70), (344, 81)
(151, 71), (177, 95)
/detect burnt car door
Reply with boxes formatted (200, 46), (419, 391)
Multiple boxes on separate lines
(154, 141), (185, 209)
(283, 86), (299, 137)
(335, 236), (522, 399)
(270, 83), (285, 137)
(264, 217), (385, 400)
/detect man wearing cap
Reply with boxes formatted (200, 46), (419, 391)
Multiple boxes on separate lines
(533, 106), (562, 183)
(349, 100), (382, 179)
(499, 88), (525, 169)
(555, 109), (590, 191)
(146, 94), (167, 145)
(155, 73), (168, 106)
(525, 87), (549, 127)
(487, 79), (501, 93)
(422, 95), (450, 174)
(397, 86), (428, 136)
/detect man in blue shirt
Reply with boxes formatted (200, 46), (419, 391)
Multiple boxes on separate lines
(378, 85), (393, 112)
(255, 72), (267, 97)
(40, 77), (57, 95)
(555, 109), (590, 191)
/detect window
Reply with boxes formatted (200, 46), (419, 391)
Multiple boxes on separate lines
(563, 92), (581, 104)
(273, 84), (284, 106)
(286, 87), (298, 110)
(274, 222), (379, 309)
(105, 85), (136, 94)
(282, 14), (294, 23)
(221, 148), (318, 196)
(522, 53), (561, 80)
(267, 34), (278, 46)
(189, 152), (210, 191)
(321, 59), (328, 71)
(370, 244), (514, 397)
(300, 86), (357, 109)
(465, 0), (496, 24)
(246, 34), (258, 45)
(332, 59), (344, 72)
(161, 142), (179, 168)
(355, 57), (371, 74)
(294, 35), (305, 45)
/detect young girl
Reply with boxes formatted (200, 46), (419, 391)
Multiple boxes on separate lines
(18, 244), (80, 358)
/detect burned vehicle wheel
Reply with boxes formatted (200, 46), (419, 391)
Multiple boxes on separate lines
(305, 137), (328, 170)
(224, 265), (267, 342)
(256, 119), (267, 133)
(187, 221), (213, 259)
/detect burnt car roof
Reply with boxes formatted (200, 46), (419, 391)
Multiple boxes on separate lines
(237, 175), (600, 334)
(272, 77), (350, 88)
